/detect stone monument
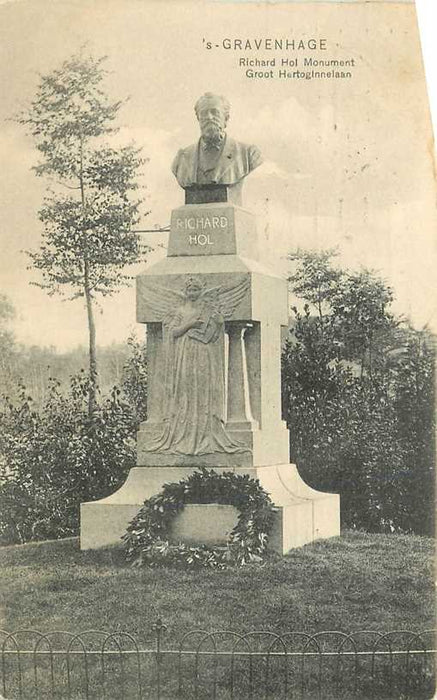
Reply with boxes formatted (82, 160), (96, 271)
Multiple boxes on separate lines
(80, 93), (340, 553)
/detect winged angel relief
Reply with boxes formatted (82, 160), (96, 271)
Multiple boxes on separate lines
(141, 275), (250, 456)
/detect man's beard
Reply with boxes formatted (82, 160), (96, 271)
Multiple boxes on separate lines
(200, 121), (225, 148)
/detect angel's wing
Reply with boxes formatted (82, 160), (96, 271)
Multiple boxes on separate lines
(137, 282), (185, 322)
(200, 276), (250, 319)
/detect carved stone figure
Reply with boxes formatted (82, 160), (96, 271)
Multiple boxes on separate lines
(140, 275), (250, 455)
(171, 93), (262, 190)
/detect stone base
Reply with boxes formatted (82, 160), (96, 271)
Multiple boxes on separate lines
(184, 184), (242, 206)
(80, 464), (340, 554)
(136, 423), (290, 467)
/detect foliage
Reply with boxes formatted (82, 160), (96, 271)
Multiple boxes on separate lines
(15, 51), (149, 415)
(0, 372), (136, 545)
(283, 249), (435, 536)
(0, 294), (18, 399)
(0, 340), (144, 410)
(286, 247), (342, 321)
(390, 329), (435, 535)
(123, 468), (276, 569)
(120, 335), (148, 426)
(0, 293), (15, 338)
(330, 269), (394, 371)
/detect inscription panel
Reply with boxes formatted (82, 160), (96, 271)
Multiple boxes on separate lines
(167, 204), (257, 258)
(169, 207), (235, 256)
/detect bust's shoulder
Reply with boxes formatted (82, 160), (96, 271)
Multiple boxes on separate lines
(175, 142), (198, 159)
(228, 138), (259, 152)
(171, 141), (199, 178)
(230, 139), (262, 168)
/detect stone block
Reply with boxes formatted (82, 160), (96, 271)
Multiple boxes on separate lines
(184, 184), (242, 205)
(167, 203), (258, 259)
(136, 424), (290, 468)
(168, 504), (238, 545)
(136, 264), (288, 326)
(80, 503), (140, 550)
(80, 464), (340, 553)
(168, 498), (340, 554)
(136, 268), (253, 324)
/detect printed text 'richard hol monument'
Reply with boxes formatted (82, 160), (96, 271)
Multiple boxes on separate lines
(80, 93), (340, 553)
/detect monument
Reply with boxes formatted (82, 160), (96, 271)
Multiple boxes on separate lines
(80, 93), (340, 553)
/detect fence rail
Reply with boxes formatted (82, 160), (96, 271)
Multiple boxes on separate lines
(1, 620), (435, 699)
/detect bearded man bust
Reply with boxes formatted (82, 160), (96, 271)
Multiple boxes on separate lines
(171, 93), (262, 204)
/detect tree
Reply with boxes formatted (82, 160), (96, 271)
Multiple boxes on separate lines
(390, 326), (435, 535)
(287, 247), (342, 331)
(287, 249), (395, 373)
(16, 52), (149, 416)
(330, 270), (395, 377)
(283, 249), (435, 534)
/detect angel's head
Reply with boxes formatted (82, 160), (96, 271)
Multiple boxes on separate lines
(184, 276), (205, 301)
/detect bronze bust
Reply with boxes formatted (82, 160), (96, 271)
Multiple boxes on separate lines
(172, 93), (262, 204)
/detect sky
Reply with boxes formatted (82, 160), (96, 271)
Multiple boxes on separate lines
(0, 0), (436, 351)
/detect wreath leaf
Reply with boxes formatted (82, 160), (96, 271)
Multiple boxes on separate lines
(122, 468), (276, 569)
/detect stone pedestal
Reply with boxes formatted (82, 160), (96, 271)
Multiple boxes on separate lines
(80, 201), (340, 552)
(80, 465), (340, 552)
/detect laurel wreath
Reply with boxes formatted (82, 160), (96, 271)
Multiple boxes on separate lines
(122, 468), (276, 569)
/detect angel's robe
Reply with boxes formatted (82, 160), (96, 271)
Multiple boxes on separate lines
(147, 299), (247, 455)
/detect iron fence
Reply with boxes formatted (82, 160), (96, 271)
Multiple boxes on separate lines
(1, 620), (435, 699)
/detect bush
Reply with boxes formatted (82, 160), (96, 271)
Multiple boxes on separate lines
(0, 373), (136, 544)
(283, 250), (435, 536)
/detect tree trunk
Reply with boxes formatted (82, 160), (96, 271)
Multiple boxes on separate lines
(84, 260), (97, 418)
(79, 134), (98, 419)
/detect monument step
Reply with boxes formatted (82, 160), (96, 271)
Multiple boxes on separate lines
(80, 464), (340, 554)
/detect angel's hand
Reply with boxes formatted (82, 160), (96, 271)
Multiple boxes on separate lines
(191, 319), (204, 329)
(172, 317), (203, 337)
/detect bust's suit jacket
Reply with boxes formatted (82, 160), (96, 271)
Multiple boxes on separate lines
(171, 137), (262, 188)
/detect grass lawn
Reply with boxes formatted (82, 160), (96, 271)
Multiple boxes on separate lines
(0, 531), (435, 699)
(1, 530), (434, 641)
